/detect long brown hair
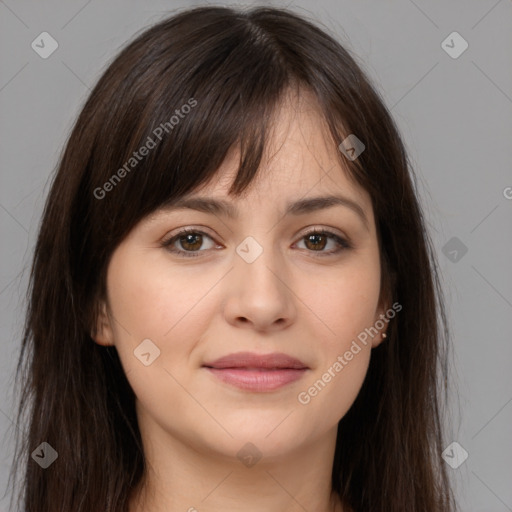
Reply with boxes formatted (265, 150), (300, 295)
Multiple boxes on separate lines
(10, 5), (456, 511)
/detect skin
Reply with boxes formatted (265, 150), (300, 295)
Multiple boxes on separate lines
(93, 88), (389, 512)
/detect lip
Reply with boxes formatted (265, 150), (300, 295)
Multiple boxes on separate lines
(204, 351), (308, 370)
(202, 352), (309, 392)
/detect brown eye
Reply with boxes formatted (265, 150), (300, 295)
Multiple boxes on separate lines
(161, 229), (217, 257)
(296, 229), (352, 256)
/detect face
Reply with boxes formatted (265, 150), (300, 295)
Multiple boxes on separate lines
(93, 89), (389, 464)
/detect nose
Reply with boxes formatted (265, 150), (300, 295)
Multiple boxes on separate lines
(222, 238), (296, 333)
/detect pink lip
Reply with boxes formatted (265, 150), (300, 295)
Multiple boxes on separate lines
(202, 352), (309, 392)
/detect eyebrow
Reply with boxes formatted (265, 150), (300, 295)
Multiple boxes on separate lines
(162, 194), (369, 230)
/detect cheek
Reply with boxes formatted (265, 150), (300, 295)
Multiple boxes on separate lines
(295, 279), (375, 431)
(107, 247), (202, 339)
(292, 254), (380, 424)
(104, 250), (218, 431)
(299, 253), (382, 347)
(297, 347), (371, 437)
(105, 247), (221, 378)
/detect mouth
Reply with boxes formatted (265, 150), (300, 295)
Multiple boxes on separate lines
(202, 352), (309, 392)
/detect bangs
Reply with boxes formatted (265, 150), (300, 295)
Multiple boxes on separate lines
(89, 12), (298, 239)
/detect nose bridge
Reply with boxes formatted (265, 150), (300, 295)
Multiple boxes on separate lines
(234, 232), (284, 290)
(224, 231), (295, 330)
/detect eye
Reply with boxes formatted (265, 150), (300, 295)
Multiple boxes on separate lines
(161, 228), (218, 258)
(294, 228), (352, 256)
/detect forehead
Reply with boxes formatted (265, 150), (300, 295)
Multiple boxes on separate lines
(194, 88), (370, 210)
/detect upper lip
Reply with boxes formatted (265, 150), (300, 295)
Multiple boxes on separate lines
(203, 352), (308, 370)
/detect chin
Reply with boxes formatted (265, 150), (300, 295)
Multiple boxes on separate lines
(201, 417), (314, 460)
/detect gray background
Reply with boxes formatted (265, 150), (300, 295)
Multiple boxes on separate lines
(1, 0), (511, 510)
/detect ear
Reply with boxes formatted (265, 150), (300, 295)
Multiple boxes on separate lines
(91, 300), (115, 346)
(371, 292), (392, 349)
(370, 309), (389, 348)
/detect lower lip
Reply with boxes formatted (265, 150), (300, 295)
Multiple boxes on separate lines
(205, 367), (307, 392)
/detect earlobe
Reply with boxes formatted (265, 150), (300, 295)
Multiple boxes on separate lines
(371, 304), (391, 348)
(91, 301), (114, 346)
(371, 327), (388, 349)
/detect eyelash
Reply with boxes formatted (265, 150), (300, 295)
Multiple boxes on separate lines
(160, 227), (352, 258)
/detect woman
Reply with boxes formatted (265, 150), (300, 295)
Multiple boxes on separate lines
(11, 5), (456, 511)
